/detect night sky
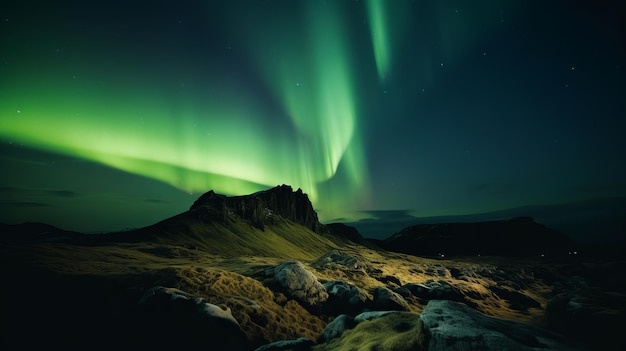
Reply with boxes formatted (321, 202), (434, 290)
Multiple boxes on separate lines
(1, 1), (624, 237)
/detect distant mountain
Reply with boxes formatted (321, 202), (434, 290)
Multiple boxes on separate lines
(343, 197), (626, 246)
(94, 184), (344, 260)
(0, 222), (83, 244)
(325, 223), (381, 249)
(380, 217), (576, 257)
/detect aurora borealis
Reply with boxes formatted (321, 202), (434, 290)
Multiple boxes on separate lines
(1, 1), (625, 235)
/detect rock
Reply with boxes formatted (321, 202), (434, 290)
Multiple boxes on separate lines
(317, 314), (356, 343)
(403, 280), (466, 303)
(190, 185), (327, 234)
(354, 310), (397, 323)
(316, 312), (424, 351)
(543, 290), (626, 350)
(265, 260), (328, 308)
(378, 275), (402, 286)
(371, 287), (411, 311)
(254, 337), (314, 351)
(312, 250), (369, 271)
(136, 286), (249, 350)
(322, 280), (367, 315)
(320, 312), (414, 345)
(419, 300), (583, 351)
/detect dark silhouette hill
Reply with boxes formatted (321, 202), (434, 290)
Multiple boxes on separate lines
(0, 222), (83, 244)
(381, 217), (576, 257)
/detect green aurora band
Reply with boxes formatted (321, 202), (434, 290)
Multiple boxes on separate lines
(0, 1), (372, 214)
(367, 0), (391, 82)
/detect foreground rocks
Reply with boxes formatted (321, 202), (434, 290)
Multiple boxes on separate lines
(419, 300), (583, 351)
(264, 260), (329, 308)
(136, 286), (250, 350)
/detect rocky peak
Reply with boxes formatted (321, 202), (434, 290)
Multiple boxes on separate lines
(189, 185), (326, 234)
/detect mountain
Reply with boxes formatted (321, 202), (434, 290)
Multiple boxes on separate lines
(381, 216), (576, 257)
(92, 184), (342, 260)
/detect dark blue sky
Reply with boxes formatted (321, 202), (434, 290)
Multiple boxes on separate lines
(1, 0), (624, 236)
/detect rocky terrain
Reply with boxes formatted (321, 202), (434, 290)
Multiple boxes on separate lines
(1, 185), (624, 350)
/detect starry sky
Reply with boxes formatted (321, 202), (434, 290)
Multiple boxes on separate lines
(1, 0), (625, 238)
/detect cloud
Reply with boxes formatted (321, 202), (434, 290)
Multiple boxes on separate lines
(47, 190), (79, 198)
(469, 183), (516, 193)
(0, 185), (80, 198)
(143, 198), (169, 204)
(357, 210), (416, 221)
(0, 201), (49, 207)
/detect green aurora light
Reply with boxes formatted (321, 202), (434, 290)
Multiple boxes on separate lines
(367, 0), (391, 82)
(0, 0), (371, 213)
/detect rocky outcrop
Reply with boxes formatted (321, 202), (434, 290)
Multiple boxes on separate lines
(419, 300), (583, 351)
(190, 184), (326, 234)
(264, 260), (328, 308)
(382, 217), (576, 257)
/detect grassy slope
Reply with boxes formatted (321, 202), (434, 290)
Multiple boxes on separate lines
(116, 211), (342, 260)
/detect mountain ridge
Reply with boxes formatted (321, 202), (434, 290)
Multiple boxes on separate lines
(380, 216), (576, 257)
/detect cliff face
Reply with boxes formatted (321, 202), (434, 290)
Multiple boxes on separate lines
(189, 184), (326, 234)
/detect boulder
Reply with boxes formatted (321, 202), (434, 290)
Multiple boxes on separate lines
(403, 280), (466, 302)
(419, 300), (583, 351)
(371, 287), (411, 311)
(265, 260), (328, 308)
(317, 314), (356, 343)
(316, 312), (424, 351)
(319, 311), (411, 344)
(354, 310), (397, 323)
(136, 286), (249, 350)
(322, 280), (367, 315)
(312, 250), (369, 271)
